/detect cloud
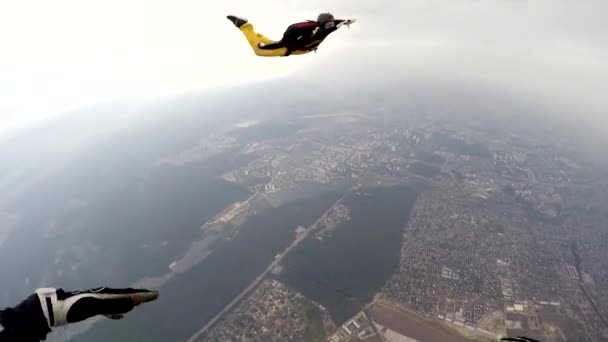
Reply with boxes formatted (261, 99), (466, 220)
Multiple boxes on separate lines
(0, 0), (314, 132)
(286, 0), (608, 131)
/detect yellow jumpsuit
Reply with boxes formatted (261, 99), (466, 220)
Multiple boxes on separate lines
(238, 23), (316, 57)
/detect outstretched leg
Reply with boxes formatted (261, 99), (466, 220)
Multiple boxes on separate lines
(227, 15), (289, 57)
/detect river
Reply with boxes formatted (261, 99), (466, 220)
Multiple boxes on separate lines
(76, 188), (345, 342)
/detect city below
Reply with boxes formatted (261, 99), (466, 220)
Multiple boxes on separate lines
(147, 108), (608, 342)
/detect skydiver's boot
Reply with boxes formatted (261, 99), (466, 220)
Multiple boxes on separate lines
(227, 15), (248, 28)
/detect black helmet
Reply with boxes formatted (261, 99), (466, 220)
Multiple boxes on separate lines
(317, 12), (335, 25)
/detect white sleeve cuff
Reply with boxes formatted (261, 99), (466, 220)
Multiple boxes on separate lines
(35, 288), (70, 327)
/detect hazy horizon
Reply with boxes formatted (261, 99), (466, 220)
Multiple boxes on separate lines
(1, 0), (607, 139)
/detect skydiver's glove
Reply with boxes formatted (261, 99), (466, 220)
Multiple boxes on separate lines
(36, 287), (159, 326)
(336, 18), (356, 29)
(0, 287), (159, 341)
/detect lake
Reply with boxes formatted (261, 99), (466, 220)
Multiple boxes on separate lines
(278, 185), (418, 325)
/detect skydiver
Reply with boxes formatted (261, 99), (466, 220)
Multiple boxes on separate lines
(226, 13), (356, 57)
(0, 286), (158, 341)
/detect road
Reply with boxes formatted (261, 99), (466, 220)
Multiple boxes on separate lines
(186, 187), (353, 342)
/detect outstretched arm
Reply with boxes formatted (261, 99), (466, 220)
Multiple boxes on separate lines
(0, 287), (158, 341)
(335, 18), (356, 29)
(315, 18), (356, 38)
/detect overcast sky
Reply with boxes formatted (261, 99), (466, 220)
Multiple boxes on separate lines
(1, 0), (607, 136)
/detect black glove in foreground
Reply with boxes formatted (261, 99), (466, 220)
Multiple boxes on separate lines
(0, 287), (159, 341)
